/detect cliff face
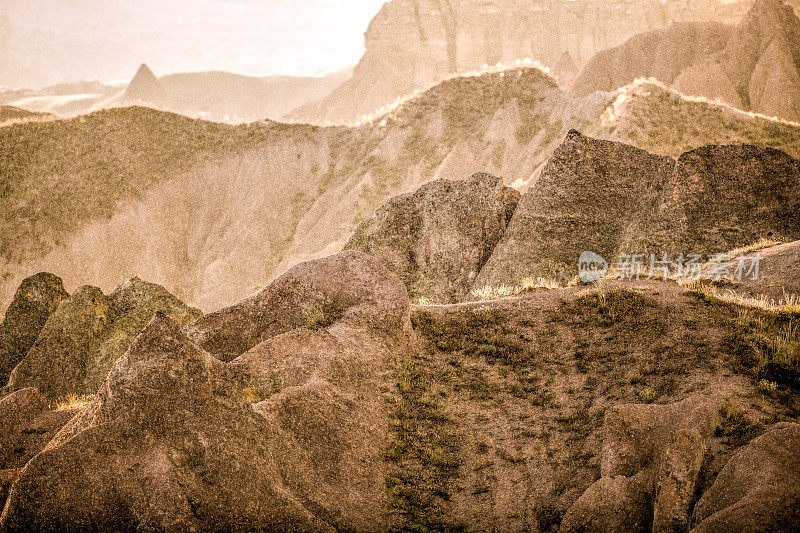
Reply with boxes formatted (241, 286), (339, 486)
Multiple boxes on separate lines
(574, 0), (800, 122)
(290, 0), (752, 124)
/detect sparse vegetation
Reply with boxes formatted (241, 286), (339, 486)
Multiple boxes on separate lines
(681, 280), (800, 315)
(385, 355), (461, 531)
(50, 393), (94, 411)
(243, 384), (284, 404)
(638, 388), (658, 404)
(303, 305), (334, 329)
(715, 399), (765, 446)
(727, 307), (800, 390)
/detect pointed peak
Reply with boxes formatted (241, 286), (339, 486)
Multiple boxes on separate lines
(124, 63), (163, 102)
(133, 63), (156, 81)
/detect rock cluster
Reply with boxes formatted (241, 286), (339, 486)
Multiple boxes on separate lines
(478, 131), (800, 287)
(562, 396), (800, 532)
(0, 251), (412, 531)
(3, 276), (201, 400)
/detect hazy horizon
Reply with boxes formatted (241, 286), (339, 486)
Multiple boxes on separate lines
(0, 0), (387, 88)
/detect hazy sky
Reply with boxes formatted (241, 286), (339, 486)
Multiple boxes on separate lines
(2, 0), (388, 86)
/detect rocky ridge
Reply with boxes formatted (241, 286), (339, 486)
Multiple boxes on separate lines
(574, 0), (800, 122)
(3, 66), (800, 314)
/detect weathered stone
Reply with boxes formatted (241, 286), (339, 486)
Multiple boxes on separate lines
(601, 396), (721, 478)
(692, 423), (800, 532)
(561, 471), (653, 533)
(0, 388), (80, 471)
(0, 273), (69, 385)
(653, 429), (707, 533)
(478, 132), (800, 286)
(0, 314), (327, 532)
(5, 278), (201, 400)
(6, 286), (110, 400)
(476, 131), (674, 286)
(345, 172), (519, 302)
(185, 250), (411, 362)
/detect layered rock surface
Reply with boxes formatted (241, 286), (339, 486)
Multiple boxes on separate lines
(575, 0), (800, 122)
(290, 0), (751, 124)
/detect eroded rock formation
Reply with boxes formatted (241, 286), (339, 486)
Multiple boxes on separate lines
(345, 173), (519, 302)
(290, 0), (752, 123)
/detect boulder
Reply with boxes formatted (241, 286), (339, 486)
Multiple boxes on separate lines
(220, 251), (415, 531)
(601, 396), (721, 478)
(0, 273), (69, 385)
(664, 144), (800, 253)
(476, 131), (675, 286)
(477, 132), (800, 286)
(563, 396), (721, 533)
(0, 314), (327, 532)
(345, 173), (519, 302)
(83, 277), (203, 393)
(6, 278), (201, 400)
(185, 250), (411, 362)
(692, 423), (800, 532)
(5, 286), (110, 400)
(653, 430), (707, 533)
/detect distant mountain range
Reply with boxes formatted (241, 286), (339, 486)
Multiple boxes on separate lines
(0, 65), (352, 123)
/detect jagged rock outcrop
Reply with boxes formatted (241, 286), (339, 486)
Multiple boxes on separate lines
(1, 251), (413, 532)
(289, 0), (750, 124)
(476, 131), (675, 285)
(477, 131), (800, 287)
(5, 277), (201, 400)
(0, 273), (68, 385)
(562, 396), (722, 532)
(345, 173), (519, 302)
(0, 314), (327, 532)
(692, 423), (800, 532)
(574, 0), (800, 122)
(571, 22), (734, 97)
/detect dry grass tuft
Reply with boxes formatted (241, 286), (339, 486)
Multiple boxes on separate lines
(470, 277), (563, 301)
(679, 280), (800, 315)
(51, 393), (94, 411)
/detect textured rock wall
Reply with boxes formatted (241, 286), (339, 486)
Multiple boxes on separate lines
(291, 0), (753, 122)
